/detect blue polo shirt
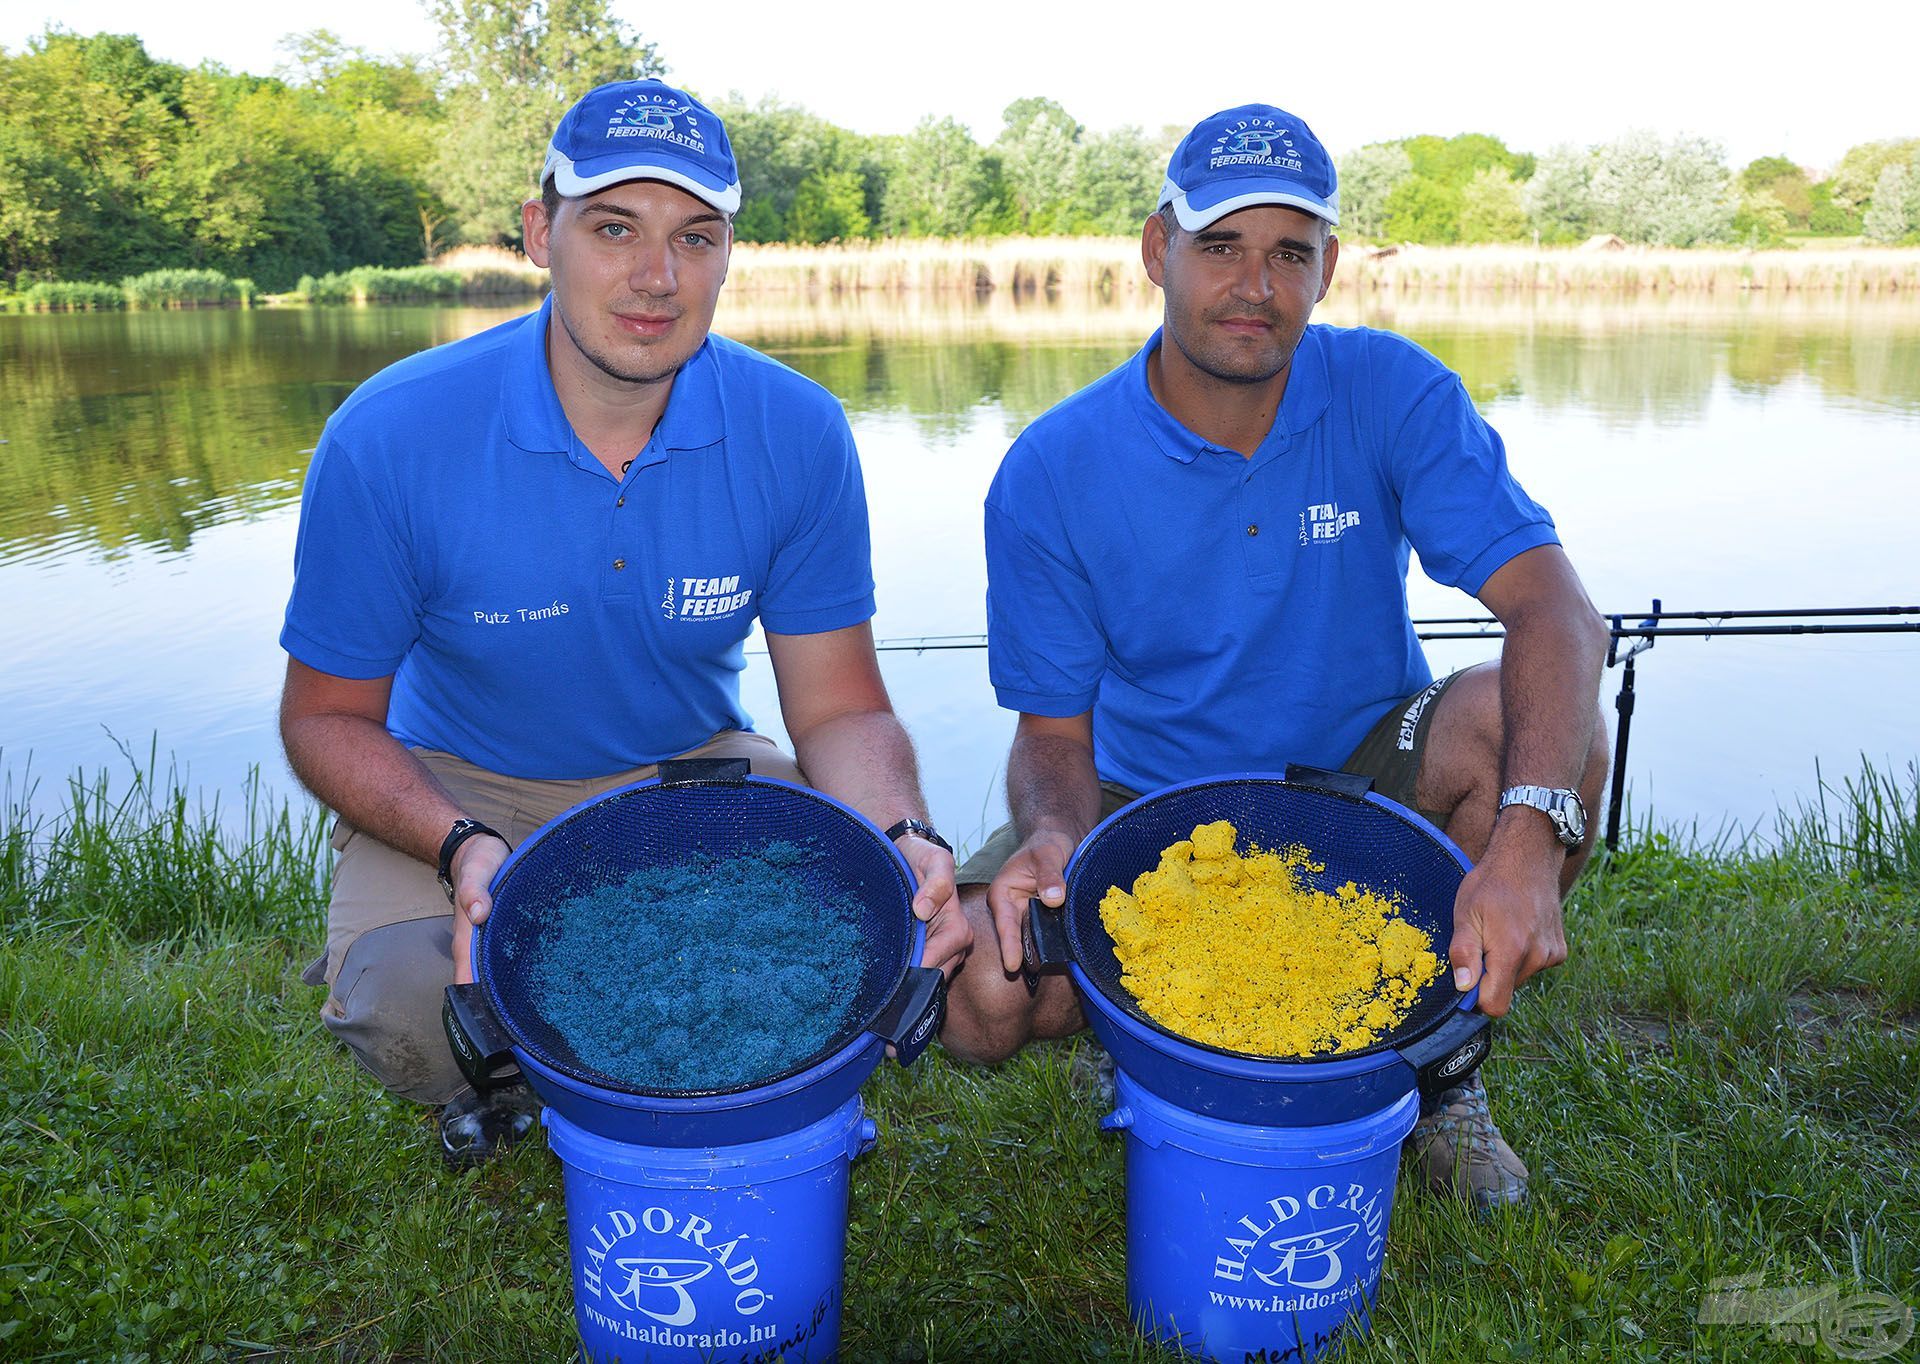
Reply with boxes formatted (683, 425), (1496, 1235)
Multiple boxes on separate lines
(281, 297), (875, 779)
(985, 324), (1557, 794)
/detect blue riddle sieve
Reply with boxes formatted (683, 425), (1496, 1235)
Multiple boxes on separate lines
(443, 759), (946, 1145)
(1024, 765), (1493, 1126)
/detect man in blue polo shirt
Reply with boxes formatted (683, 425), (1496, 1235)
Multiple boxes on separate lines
(279, 79), (966, 1166)
(939, 105), (1610, 1210)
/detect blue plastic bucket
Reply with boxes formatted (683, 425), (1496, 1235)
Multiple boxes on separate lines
(547, 1094), (876, 1364)
(1101, 1070), (1420, 1363)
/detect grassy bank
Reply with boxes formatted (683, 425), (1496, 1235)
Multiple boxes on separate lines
(2, 759), (1916, 1359)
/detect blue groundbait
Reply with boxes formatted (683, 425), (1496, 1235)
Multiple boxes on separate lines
(444, 760), (945, 1364)
(1027, 768), (1492, 1362)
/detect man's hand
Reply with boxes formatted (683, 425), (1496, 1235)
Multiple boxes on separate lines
(449, 834), (512, 986)
(1447, 841), (1568, 1016)
(986, 829), (1076, 973)
(894, 836), (969, 976)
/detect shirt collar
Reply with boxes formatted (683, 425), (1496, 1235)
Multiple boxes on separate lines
(1126, 324), (1333, 466)
(502, 295), (726, 457)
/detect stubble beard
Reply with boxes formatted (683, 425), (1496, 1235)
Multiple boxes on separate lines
(1168, 306), (1305, 387)
(555, 302), (687, 387)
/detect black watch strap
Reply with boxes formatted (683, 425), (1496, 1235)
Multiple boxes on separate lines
(883, 818), (952, 855)
(437, 818), (506, 901)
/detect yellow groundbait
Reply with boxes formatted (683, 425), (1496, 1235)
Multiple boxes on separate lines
(1099, 819), (1441, 1056)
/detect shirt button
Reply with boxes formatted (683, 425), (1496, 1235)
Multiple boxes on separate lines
(612, 558), (626, 570)
(1246, 524), (1259, 537)
(617, 496), (625, 507)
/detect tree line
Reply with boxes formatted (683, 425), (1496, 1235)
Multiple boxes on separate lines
(3, 7), (1917, 292)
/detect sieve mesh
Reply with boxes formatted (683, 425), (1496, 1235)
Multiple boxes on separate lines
(1064, 777), (1471, 1061)
(477, 778), (915, 1097)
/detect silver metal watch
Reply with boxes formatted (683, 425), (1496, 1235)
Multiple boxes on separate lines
(1498, 785), (1587, 850)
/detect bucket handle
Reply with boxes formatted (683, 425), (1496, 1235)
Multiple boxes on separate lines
(869, 965), (947, 1065)
(1399, 1005), (1493, 1109)
(443, 982), (521, 1093)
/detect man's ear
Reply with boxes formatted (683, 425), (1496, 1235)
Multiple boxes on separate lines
(1142, 210), (1170, 288)
(1318, 232), (1340, 302)
(523, 199), (554, 269)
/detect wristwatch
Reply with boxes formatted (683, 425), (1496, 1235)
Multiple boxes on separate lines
(437, 818), (506, 902)
(883, 818), (953, 855)
(1497, 786), (1587, 851)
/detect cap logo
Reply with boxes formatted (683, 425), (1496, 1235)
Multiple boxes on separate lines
(607, 92), (705, 154)
(1209, 117), (1303, 173)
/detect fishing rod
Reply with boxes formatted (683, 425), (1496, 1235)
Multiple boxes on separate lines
(847, 604), (1917, 856)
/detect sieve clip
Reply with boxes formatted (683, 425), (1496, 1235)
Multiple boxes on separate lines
(1402, 1005), (1493, 1109)
(1283, 763), (1376, 800)
(869, 965), (947, 1065)
(443, 982), (521, 1092)
(657, 758), (751, 786)
(1021, 898), (1072, 992)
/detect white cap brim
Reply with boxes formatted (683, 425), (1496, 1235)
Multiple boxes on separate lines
(1159, 176), (1339, 231)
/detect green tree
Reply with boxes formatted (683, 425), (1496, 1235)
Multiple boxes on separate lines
(1831, 138), (1920, 214)
(880, 117), (997, 237)
(1383, 177), (1463, 243)
(1862, 155), (1920, 243)
(1071, 126), (1163, 234)
(1739, 154), (1812, 227)
(426, 0), (664, 247)
(714, 94), (881, 242)
(787, 170), (870, 242)
(992, 97), (1081, 233)
(1336, 144), (1412, 241)
(1732, 190), (1790, 246)
(1458, 167), (1528, 243)
(1585, 131), (1734, 245)
(1524, 145), (1593, 243)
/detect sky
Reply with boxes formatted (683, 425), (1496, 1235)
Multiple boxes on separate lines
(4, 0), (1917, 172)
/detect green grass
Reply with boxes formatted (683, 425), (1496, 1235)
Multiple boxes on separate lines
(2, 758), (1915, 1361)
(294, 267), (468, 305)
(121, 270), (251, 309)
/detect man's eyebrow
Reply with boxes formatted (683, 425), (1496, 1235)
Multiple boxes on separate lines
(1191, 227), (1241, 245)
(1274, 236), (1320, 255)
(577, 202), (727, 230)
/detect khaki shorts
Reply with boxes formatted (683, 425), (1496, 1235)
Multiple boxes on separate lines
(953, 674), (1462, 888)
(302, 730), (804, 1104)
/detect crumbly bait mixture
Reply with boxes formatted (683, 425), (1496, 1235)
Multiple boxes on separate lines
(526, 839), (862, 1091)
(1099, 820), (1440, 1057)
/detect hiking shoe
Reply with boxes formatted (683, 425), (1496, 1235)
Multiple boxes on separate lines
(438, 1082), (540, 1169)
(1404, 1074), (1528, 1211)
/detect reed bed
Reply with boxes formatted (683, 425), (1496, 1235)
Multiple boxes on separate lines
(724, 237), (1920, 297)
(10, 280), (127, 312)
(121, 268), (253, 308)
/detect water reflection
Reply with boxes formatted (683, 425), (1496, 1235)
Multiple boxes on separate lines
(4, 294), (1914, 565)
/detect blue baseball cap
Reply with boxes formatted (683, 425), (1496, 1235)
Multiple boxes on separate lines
(1158, 104), (1339, 230)
(540, 78), (741, 215)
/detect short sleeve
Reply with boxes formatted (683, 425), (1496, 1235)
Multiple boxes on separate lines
(756, 413), (877, 635)
(1389, 373), (1558, 595)
(985, 480), (1105, 718)
(279, 432), (424, 678)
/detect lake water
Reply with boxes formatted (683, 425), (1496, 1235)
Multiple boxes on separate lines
(1, 290), (1915, 850)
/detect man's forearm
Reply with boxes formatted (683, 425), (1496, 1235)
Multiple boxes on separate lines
(788, 709), (932, 830)
(1495, 600), (1608, 794)
(282, 713), (468, 866)
(1008, 728), (1102, 848)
